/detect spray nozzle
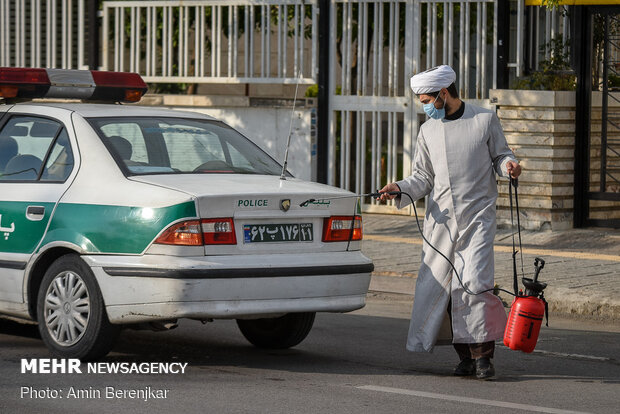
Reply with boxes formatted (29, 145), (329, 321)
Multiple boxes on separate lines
(370, 190), (402, 199)
(299, 191), (402, 208)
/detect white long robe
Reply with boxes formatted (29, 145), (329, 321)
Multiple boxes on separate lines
(396, 102), (516, 352)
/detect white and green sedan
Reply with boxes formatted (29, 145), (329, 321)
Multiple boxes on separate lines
(0, 68), (373, 360)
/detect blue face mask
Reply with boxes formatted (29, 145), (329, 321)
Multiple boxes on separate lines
(423, 95), (446, 120)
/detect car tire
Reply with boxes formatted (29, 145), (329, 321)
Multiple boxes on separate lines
(236, 312), (315, 349)
(36, 254), (120, 361)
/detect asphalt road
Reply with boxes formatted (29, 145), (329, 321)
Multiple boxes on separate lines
(1, 293), (619, 414)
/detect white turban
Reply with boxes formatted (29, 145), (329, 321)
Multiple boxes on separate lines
(410, 65), (456, 94)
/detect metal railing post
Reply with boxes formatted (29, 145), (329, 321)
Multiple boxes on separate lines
(317, 0), (330, 184)
(89, 0), (99, 70)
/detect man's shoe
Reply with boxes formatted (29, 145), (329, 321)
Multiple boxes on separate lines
(454, 358), (475, 376)
(475, 357), (495, 380)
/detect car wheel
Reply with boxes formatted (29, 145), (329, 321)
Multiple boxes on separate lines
(36, 254), (120, 361)
(236, 312), (315, 349)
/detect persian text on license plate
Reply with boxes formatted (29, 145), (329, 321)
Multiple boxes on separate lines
(243, 223), (313, 243)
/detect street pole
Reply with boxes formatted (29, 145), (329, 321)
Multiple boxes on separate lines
(496, 0), (510, 89)
(574, 6), (592, 228)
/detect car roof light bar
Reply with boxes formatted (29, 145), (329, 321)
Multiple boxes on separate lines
(0, 68), (148, 102)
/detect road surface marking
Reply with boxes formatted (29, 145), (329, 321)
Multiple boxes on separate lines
(529, 349), (612, 361)
(357, 385), (592, 414)
(496, 344), (612, 362)
(364, 234), (620, 262)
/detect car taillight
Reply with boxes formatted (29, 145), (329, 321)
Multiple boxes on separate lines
(202, 218), (237, 245)
(155, 220), (203, 246)
(322, 216), (362, 242)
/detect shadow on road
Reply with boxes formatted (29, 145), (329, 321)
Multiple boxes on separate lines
(107, 314), (620, 383)
(0, 318), (40, 340)
(2, 313), (618, 384)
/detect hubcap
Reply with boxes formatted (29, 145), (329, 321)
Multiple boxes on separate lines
(43, 271), (90, 346)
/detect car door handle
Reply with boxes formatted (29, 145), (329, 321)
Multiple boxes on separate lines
(26, 206), (45, 221)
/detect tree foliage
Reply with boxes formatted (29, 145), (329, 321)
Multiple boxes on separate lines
(513, 35), (576, 91)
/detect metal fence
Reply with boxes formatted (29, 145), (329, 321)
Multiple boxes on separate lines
(521, 2), (620, 82)
(329, 0), (497, 213)
(1, 0), (501, 90)
(0, 0), (89, 69)
(102, 0), (319, 85)
(6, 0), (576, 214)
(520, 2), (571, 77)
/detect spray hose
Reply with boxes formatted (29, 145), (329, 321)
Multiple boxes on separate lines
(381, 190), (519, 298)
(380, 183), (549, 325)
(301, 181), (545, 302)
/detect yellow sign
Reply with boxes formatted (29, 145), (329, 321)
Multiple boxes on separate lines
(525, 0), (620, 5)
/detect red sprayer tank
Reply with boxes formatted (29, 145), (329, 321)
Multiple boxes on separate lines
(504, 296), (546, 353)
(503, 258), (548, 353)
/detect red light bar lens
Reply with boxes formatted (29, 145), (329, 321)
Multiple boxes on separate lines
(322, 216), (363, 242)
(90, 71), (148, 102)
(0, 67), (49, 84)
(0, 67), (50, 98)
(90, 70), (145, 88)
(202, 218), (237, 245)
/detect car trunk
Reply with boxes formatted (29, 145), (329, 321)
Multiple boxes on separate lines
(130, 174), (362, 255)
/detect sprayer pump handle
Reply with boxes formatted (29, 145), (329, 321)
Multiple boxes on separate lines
(533, 257), (545, 283)
(533, 257), (545, 281)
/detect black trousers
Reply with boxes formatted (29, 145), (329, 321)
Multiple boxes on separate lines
(447, 300), (495, 360)
(453, 341), (495, 360)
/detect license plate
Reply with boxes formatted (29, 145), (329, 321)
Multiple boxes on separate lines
(243, 223), (313, 243)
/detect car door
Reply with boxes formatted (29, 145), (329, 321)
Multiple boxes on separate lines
(0, 111), (76, 305)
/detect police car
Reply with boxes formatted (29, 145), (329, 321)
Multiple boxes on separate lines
(0, 68), (373, 360)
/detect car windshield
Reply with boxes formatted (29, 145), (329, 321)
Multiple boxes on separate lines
(88, 117), (288, 176)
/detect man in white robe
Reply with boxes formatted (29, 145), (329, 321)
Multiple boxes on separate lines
(380, 65), (521, 380)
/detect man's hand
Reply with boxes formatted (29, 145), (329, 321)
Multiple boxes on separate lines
(506, 161), (521, 179)
(379, 183), (401, 201)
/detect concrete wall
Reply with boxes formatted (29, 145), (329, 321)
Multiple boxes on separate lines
(137, 95), (316, 181)
(490, 89), (620, 230)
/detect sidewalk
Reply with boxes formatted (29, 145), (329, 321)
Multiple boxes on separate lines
(361, 213), (620, 322)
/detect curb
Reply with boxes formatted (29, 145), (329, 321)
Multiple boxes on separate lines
(369, 273), (620, 323)
(544, 287), (620, 321)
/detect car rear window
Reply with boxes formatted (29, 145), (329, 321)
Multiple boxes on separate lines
(0, 116), (74, 182)
(88, 117), (288, 176)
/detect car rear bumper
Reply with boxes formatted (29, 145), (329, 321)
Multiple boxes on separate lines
(104, 294), (367, 324)
(82, 252), (373, 324)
